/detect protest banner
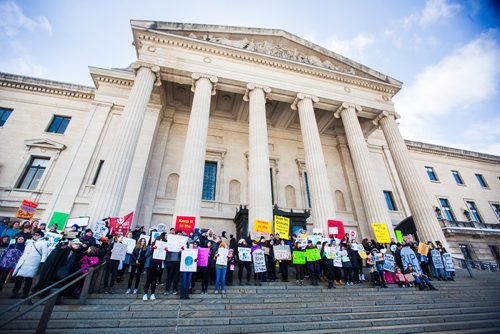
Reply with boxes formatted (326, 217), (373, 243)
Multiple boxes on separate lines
(216, 248), (228, 266)
(312, 228), (323, 235)
(92, 221), (109, 243)
(383, 254), (395, 272)
(306, 248), (321, 262)
(48, 211), (70, 232)
(238, 247), (252, 262)
(401, 246), (422, 273)
(328, 227), (338, 236)
(358, 249), (368, 259)
(197, 247), (209, 267)
(372, 223), (391, 243)
(292, 251), (306, 264)
(255, 220), (272, 234)
(16, 200), (39, 220)
(165, 234), (188, 252)
(138, 234), (150, 246)
(395, 230), (403, 243)
(175, 216), (195, 233)
(442, 253), (455, 272)
(274, 245), (291, 260)
(262, 246), (270, 255)
(390, 244), (397, 253)
(122, 237), (136, 254)
(431, 249), (444, 269)
(324, 246), (336, 259)
(328, 220), (345, 238)
(180, 248), (198, 272)
(110, 243), (127, 261)
(253, 249), (267, 273)
(348, 230), (357, 240)
(310, 235), (321, 247)
(296, 238), (307, 249)
(417, 242), (430, 256)
(274, 215), (290, 239)
(45, 232), (63, 253)
(250, 231), (270, 240)
(66, 216), (89, 228)
(333, 250), (343, 267)
(109, 211), (133, 235)
(153, 241), (168, 260)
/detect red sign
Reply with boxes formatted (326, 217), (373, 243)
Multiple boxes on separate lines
(328, 220), (345, 238)
(175, 216), (195, 233)
(109, 211), (134, 235)
(16, 200), (39, 219)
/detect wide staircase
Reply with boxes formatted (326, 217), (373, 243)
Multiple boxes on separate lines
(1, 272), (500, 333)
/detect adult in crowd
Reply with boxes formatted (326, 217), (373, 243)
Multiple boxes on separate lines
(1, 221), (20, 239)
(79, 229), (97, 249)
(17, 221), (33, 240)
(143, 237), (163, 301)
(127, 237), (147, 294)
(236, 239), (252, 286)
(103, 235), (123, 294)
(0, 236), (26, 291)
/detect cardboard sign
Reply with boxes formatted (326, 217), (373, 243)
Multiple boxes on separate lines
(197, 247), (209, 267)
(216, 247), (228, 266)
(333, 251), (343, 267)
(110, 243), (127, 261)
(358, 249), (368, 260)
(390, 244), (397, 253)
(66, 216), (89, 228)
(417, 242), (430, 256)
(180, 248), (198, 272)
(175, 216), (195, 233)
(328, 220), (345, 238)
(349, 230), (357, 240)
(92, 221), (109, 242)
(138, 234), (150, 246)
(324, 246), (336, 260)
(383, 254), (395, 272)
(310, 235), (321, 247)
(296, 238), (308, 250)
(292, 251), (306, 264)
(252, 249), (267, 273)
(328, 227), (338, 235)
(306, 248), (321, 262)
(431, 249), (444, 269)
(401, 246), (422, 274)
(274, 215), (290, 239)
(442, 253), (455, 272)
(122, 237), (136, 254)
(254, 220), (272, 233)
(274, 245), (291, 260)
(395, 230), (403, 243)
(153, 240), (168, 260)
(238, 247), (252, 262)
(165, 234), (188, 252)
(45, 232), (63, 253)
(250, 231), (270, 240)
(109, 211), (133, 236)
(16, 200), (39, 219)
(372, 223), (391, 244)
(48, 211), (70, 232)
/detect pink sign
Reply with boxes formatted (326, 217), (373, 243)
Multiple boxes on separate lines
(197, 247), (209, 267)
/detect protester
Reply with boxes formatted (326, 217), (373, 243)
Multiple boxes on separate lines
(266, 238), (277, 282)
(164, 233), (182, 296)
(179, 241), (198, 299)
(16, 221), (33, 240)
(1, 221), (20, 239)
(321, 241), (336, 289)
(103, 235), (123, 294)
(278, 239), (290, 282)
(0, 236), (10, 257)
(405, 264), (437, 290)
(306, 240), (321, 286)
(340, 245), (353, 286)
(0, 236), (26, 291)
(394, 267), (409, 287)
(214, 242), (229, 293)
(127, 237), (147, 294)
(79, 229), (97, 249)
(236, 239), (252, 285)
(293, 241), (305, 286)
(143, 238), (161, 301)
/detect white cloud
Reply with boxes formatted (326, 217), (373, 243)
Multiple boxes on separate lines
(0, 56), (46, 77)
(402, 0), (461, 28)
(0, 1), (52, 37)
(328, 33), (375, 60)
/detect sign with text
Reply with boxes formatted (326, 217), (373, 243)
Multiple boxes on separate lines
(180, 248), (198, 272)
(274, 215), (290, 239)
(296, 238), (308, 250)
(328, 220), (345, 238)
(306, 248), (321, 262)
(16, 200), (39, 220)
(442, 253), (455, 272)
(165, 234), (188, 252)
(292, 251), (306, 264)
(372, 223), (391, 244)
(153, 240), (168, 260)
(66, 216), (89, 228)
(45, 232), (63, 253)
(216, 247), (228, 266)
(401, 246), (422, 274)
(238, 247), (252, 262)
(197, 247), (209, 267)
(324, 246), (337, 260)
(92, 221), (109, 243)
(383, 254), (395, 272)
(250, 231), (270, 240)
(349, 230), (357, 240)
(122, 237), (136, 254)
(109, 211), (133, 236)
(274, 245), (291, 260)
(395, 230), (403, 243)
(110, 243), (127, 261)
(417, 242), (430, 256)
(253, 249), (267, 273)
(358, 249), (368, 260)
(48, 211), (70, 232)
(254, 220), (272, 233)
(175, 216), (195, 233)
(431, 249), (444, 269)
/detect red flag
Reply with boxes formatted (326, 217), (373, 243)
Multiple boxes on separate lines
(109, 211), (134, 235)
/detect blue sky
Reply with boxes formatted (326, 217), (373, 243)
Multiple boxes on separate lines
(1, 0), (499, 155)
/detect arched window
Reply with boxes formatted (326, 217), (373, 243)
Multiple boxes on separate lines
(335, 190), (346, 211)
(285, 185), (297, 208)
(229, 179), (241, 203)
(165, 173), (179, 197)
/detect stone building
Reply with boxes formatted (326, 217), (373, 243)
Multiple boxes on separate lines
(0, 21), (498, 261)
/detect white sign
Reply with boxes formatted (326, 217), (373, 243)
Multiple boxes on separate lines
(431, 249), (444, 269)
(110, 243), (127, 261)
(296, 238), (307, 249)
(390, 244), (397, 253)
(252, 249), (267, 273)
(92, 221), (109, 242)
(349, 230), (357, 240)
(157, 223), (167, 233)
(313, 228), (322, 235)
(442, 253), (455, 272)
(324, 246), (336, 260)
(45, 232), (63, 253)
(66, 216), (89, 228)
(138, 234), (150, 246)
(122, 237), (136, 254)
(238, 247), (252, 262)
(383, 254), (395, 272)
(401, 246), (422, 274)
(328, 227), (339, 235)
(153, 240), (168, 260)
(165, 234), (188, 252)
(180, 248), (198, 272)
(274, 245), (291, 260)
(151, 231), (160, 242)
(216, 247), (228, 266)
(333, 250), (342, 267)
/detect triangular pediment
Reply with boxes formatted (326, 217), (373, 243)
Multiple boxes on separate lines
(131, 20), (402, 87)
(25, 138), (66, 151)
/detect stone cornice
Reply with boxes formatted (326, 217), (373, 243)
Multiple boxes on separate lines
(406, 140), (500, 164)
(89, 67), (135, 88)
(134, 29), (400, 96)
(0, 72), (94, 100)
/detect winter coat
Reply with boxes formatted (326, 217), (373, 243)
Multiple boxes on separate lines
(13, 238), (48, 278)
(1, 228), (19, 239)
(0, 243), (25, 270)
(347, 248), (360, 268)
(130, 247), (147, 266)
(79, 255), (99, 274)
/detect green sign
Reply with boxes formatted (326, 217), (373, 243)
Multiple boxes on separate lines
(48, 211), (70, 232)
(395, 230), (403, 243)
(306, 248), (321, 262)
(292, 251), (306, 264)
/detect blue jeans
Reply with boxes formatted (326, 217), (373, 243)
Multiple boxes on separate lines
(180, 272), (193, 295)
(215, 267), (227, 291)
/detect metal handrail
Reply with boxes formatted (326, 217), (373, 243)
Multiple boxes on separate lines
(0, 261), (106, 333)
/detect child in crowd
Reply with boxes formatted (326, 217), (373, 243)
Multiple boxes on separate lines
(394, 267), (409, 287)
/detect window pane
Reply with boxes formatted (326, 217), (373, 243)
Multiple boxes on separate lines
(30, 169), (45, 189)
(48, 117), (63, 132)
(47, 116), (71, 134)
(466, 201), (483, 224)
(452, 171), (464, 185)
(426, 167), (437, 181)
(33, 158), (49, 168)
(0, 108), (12, 127)
(18, 169), (36, 189)
(59, 117), (70, 133)
(304, 172), (311, 208)
(384, 191), (396, 211)
(475, 174), (488, 188)
(17, 157), (49, 190)
(439, 198), (455, 221)
(492, 204), (500, 219)
(202, 161), (217, 201)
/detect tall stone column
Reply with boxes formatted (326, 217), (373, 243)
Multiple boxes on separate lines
(375, 111), (449, 248)
(173, 73), (218, 228)
(88, 63), (160, 224)
(244, 84), (274, 232)
(334, 103), (395, 239)
(292, 94), (336, 232)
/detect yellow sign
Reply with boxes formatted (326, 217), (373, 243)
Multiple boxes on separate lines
(274, 215), (290, 239)
(372, 223), (391, 244)
(254, 220), (272, 233)
(417, 242), (430, 256)
(358, 249), (368, 259)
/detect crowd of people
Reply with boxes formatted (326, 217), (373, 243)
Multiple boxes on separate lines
(0, 217), (455, 302)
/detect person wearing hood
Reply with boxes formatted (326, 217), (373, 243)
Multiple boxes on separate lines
(79, 229), (97, 249)
(0, 235), (26, 291)
(10, 231), (48, 298)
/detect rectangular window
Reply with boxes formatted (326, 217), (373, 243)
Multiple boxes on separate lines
(475, 174), (488, 188)
(459, 244), (473, 260)
(17, 157), (50, 190)
(47, 115), (71, 134)
(425, 166), (438, 181)
(491, 203), (500, 219)
(0, 107), (13, 127)
(451, 170), (465, 185)
(383, 190), (397, 211)
(202, 161), (217, 201)
(439, 198), (455, 221)
(304, 172), (311, 208)
(466, 201), (484, 224)
(91, 160), (105, 185)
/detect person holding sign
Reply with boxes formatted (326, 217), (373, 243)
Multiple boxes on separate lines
(320, 242), (337, 289)
(292, 241), (306, 286)
(214, 242), (230, 293)
(103, 235), (126, 294)
(277, 239), (290, 282)
(236, 239), (252, 285)
(367, 249), (387, 288)
(142, 237), (165, 301)
(126, 237), (147, 295)
(179, 241), (198, 299)
(306, 240), (321, 286)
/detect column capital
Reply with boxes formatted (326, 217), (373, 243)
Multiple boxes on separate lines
(131, 62), (162, 86)
(191, 73), (218, 95)
(333, 102), (362, 119)
(372, 110), (400, 125)
(243, 83), (271, 102)
(290, 93), (319, 110)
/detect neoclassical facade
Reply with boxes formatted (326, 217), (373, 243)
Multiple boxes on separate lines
(0, 21), (499, 260)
